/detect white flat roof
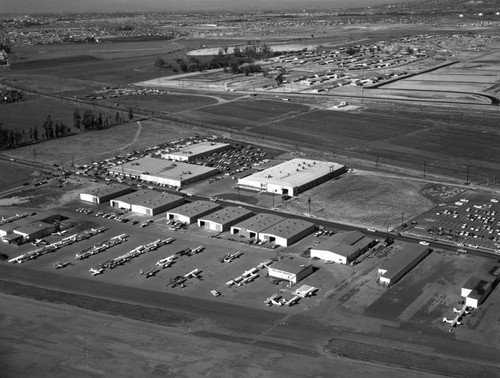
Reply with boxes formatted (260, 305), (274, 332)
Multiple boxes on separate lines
(164, 142), (229, 159)
(168, 200), (221, 217)
(239, 159), (344, 188)
(232, 213), (284, 233)
(109, 156), (216, 180)
(199, 206), (253, 225)
(112, 189), (183, 208)
(260, 218), (315, 239)
(82, 184), (133, 198)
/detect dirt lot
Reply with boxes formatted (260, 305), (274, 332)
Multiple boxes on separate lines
(280, 170), (435, 229)
(0, 161), (37, 192)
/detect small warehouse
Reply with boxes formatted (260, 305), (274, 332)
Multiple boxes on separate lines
(110, 190), (185, 216)
(197, 206), (253, 232)
(13, 221), (56, 242)
(461, 270), (499, 308)
(259, 218), (316, 247)
(310, 231), (376, 264)
(230, 213), (284, 240)
(166, 200), (221, 224)
(378, 244), (430, 287)
(237, 158), (346, 197)
(267, 259), (313, 286)
(109, 156), (217, 188)
(162, 141), (230, 162)
(80, 184), (134, 204)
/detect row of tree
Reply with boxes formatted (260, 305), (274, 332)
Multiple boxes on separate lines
(174, 44), (279, 74)
(0, 109), (129, 150)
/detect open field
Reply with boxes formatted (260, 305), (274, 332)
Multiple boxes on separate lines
(0, 161), (37, 192)
(101, 93), (220, 113)
(181, 98), (310, 130)
(1, 119), (196, 165)
(280, 170), (435, 229)
(0, 96), (117, 133)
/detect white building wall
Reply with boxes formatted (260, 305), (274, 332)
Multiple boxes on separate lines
(465, 297), (479, 308)
(111, 200), (132, 210)
(310, 249), (347, 264)
(461, 288), (473, 297)
(80, 193), (97, 203)
(268, 268), (297, 284)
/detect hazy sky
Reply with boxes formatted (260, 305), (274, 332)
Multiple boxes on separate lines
(1, 0), (412, 14)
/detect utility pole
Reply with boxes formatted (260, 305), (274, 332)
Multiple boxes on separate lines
(401, 211), (405, 227)
(466, 165), (470, 185)
(423, 160), (426, 177)
(308, 196), (311, 215)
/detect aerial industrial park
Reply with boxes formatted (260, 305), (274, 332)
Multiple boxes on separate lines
(1, 1), (500, 377)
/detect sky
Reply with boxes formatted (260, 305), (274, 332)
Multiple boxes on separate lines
(0, 0), (413, 14)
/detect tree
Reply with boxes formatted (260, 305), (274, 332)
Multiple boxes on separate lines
(154, 57), (166, 68)
(128, 108), (134, 121)
(115, 112), (121, 124)
(275, 73), (285, 86)
(82, 110), (94, 130)
(73, 109), (81, 130)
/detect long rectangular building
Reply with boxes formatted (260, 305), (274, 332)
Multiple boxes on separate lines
(197, 206), (253, 232)
(310, 231), (375, 264)
(378, 244), (430, 287)
(166, 200), (221, 224)
(259, 218), (315, 247)
(237, 158), (346, 197)
(267, 259), (313, 285)
(80, 184), (134, 204)
(110, 189), (185, 216)
(162, 141), (230, 162)
(109, 156), (217, 188)
(230, 213), (284, 240)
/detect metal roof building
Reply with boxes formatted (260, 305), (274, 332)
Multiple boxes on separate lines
(162, 141), (230, 162)
(237, 158), (346, 196)
(259, 218), (316, 247)
(310, 231), (375, 264)
(197, 206), (253, 232)
(13, 221), (56, 242)
(109, 156), (217, 188)
(230, 213), (284, 240)
(378, 244), (430, 287)
(267, 259), (313, 285)
(166, 200), (222, 224)
(110, 189), (185, 216)
(80, 184), (134, 204)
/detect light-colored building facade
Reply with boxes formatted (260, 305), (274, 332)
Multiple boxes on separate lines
(162, 142), (230, 162)
(237, 158), (346, 196)
(267, 260), (313, 285)
(378, 244), (430, 287)
(110, 190), (185, 216)
(80, 184), (134, 204)
(310, 231), (375, 264)
(166, 200), (221, 224)
(230, 213), (284, 240)
(197, 206), (253, 232)
(258, 218), (316, 247)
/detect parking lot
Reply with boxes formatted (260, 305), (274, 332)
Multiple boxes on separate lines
(404, 193), (500, 253)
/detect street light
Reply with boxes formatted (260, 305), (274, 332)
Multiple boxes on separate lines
(401, 211), (405, 227)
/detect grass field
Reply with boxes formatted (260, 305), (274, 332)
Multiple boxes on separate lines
(0, 96), (118, 133)
(102, 93), (219, 113)
(182, 98), (310, 130)
(0, 161), (37, 191)
(249, 109), (427, 149)
(2, 119), (197, 165)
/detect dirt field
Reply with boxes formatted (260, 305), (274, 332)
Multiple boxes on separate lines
(280, 170), (435, 229)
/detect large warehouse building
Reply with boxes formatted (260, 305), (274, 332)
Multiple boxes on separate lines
(80, 184), (134, 204)
(310, 231), (375, 264)
(197, 206), (253, 232)
(378, 244), (431, 287)
(166, 200), (221, 224)
(259, 218), (316, 247)
(162, 141), (230, 162)
(109, 157), (217, 188)
(110, 190), (185, 216)
(237, 158), (346, 197)
(267, 259), (313, 285)
(230, 213), (284, 240)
